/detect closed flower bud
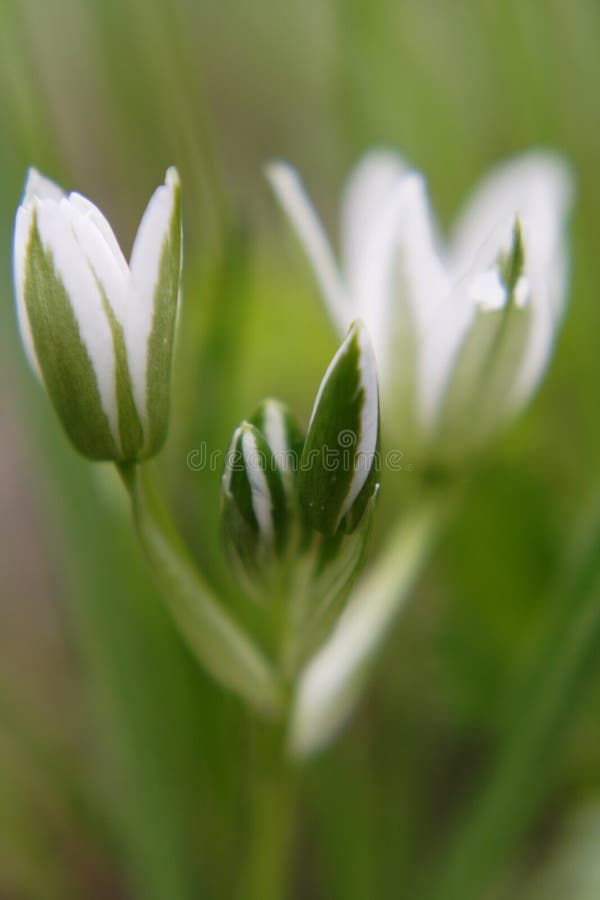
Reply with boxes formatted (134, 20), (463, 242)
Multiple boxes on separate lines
(221, 411), (296, 596)
(249, 398), (304, 504)
(220, 339), (380, 667)
(299, 320), (380, 535)
(13, 166), (182, 462)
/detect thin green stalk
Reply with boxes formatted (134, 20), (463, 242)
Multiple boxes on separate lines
(238, 721), (298, 900)
(419, 504), (600, 900)
(117, 462), (283, 718)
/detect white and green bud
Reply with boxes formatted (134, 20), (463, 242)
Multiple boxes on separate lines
(221, 402), (302, 596)
(13, 166), (182, 462)
(221, 331), (380, 669)
(299, 320), (380, 535)
(249, 398), (305, 503)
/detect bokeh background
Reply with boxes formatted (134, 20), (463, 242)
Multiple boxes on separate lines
(1, 1), (600, 898)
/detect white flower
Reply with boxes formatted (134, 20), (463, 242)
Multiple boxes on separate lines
(14, 167), (182, 461)
(267, 150), (574, 459)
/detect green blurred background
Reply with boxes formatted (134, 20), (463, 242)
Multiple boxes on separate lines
(1, 1), (600, 898)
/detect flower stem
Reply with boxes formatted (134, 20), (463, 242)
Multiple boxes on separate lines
(116, 462), (283, 717)
(238, 720), (298, 900)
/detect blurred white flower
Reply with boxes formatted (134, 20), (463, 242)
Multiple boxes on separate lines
(14, 167), (182, 461)
(268, 150), (574, 460)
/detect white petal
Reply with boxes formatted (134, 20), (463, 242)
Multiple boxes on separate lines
(451, 153), (574, 410)
(127, 167), (180, 425)
(339, 322), (379, 522)
(262, 401), (289, 462)
(344, 166), (449, 381)
(418, 280), (477, 428)
(69, 193), (129, 279)
(242, 427), (274, 542)
(222, 426), (242, 496)
(266, 161), (350, 334)
(22, 167), (65, 206)
(13, 204), (42, 378)
(67, 193), (129, 323)
(340, 149), (411, 289)
(450, 151), (574, 287)
(514, 276), (531, 308)
(35, 197), (118, 442)
(262, 400), (296, 492)
(467, 268), (508, 311)
(421, 211), (532, 427)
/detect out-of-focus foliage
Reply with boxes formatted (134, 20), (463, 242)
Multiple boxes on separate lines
(1, 1), (600, 898)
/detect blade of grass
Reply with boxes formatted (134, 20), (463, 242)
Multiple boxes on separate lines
(417, 496), (600, 900)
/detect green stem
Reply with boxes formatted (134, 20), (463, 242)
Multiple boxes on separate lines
(238, 721), (298, 900)
(290, 490), (451, 758)
(419, 506), (600, 900)
(117, 462), (282, 717)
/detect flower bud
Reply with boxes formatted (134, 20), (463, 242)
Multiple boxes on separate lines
(221, 408), (297, 596)
(13, 166), (182, 462)
(220, 337), (380, 664)
(298, 320), (380, 535)
(249, 398), (304, 503)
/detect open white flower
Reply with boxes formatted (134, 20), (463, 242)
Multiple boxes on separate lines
(267, 150), (574, 460)
(14, 167), (182, 461)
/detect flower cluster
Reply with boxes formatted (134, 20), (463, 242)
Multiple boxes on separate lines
(11, 153), (575, 722)
(221, 322), (380, 670)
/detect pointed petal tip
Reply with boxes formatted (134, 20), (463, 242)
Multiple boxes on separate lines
(22, 167), (65, 206)
(264, 158), (294, 182)
(165, 166), (181, 190)
(264, 160), (302, 199)
(347, 318), (378, 367)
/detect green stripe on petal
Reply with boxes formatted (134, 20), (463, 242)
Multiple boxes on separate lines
(299, 321), (380, 535)
(436, 300), (531, 457)
(222, 422), (290, 597)
(142, 173), (182, 458)
(99, 292), (144, 460)
(436, 223), (532, 458)
(25, 215), (119, 460)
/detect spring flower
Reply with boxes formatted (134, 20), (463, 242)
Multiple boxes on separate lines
(267, 150), (574, 461)
(13, 167), (182, 462)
